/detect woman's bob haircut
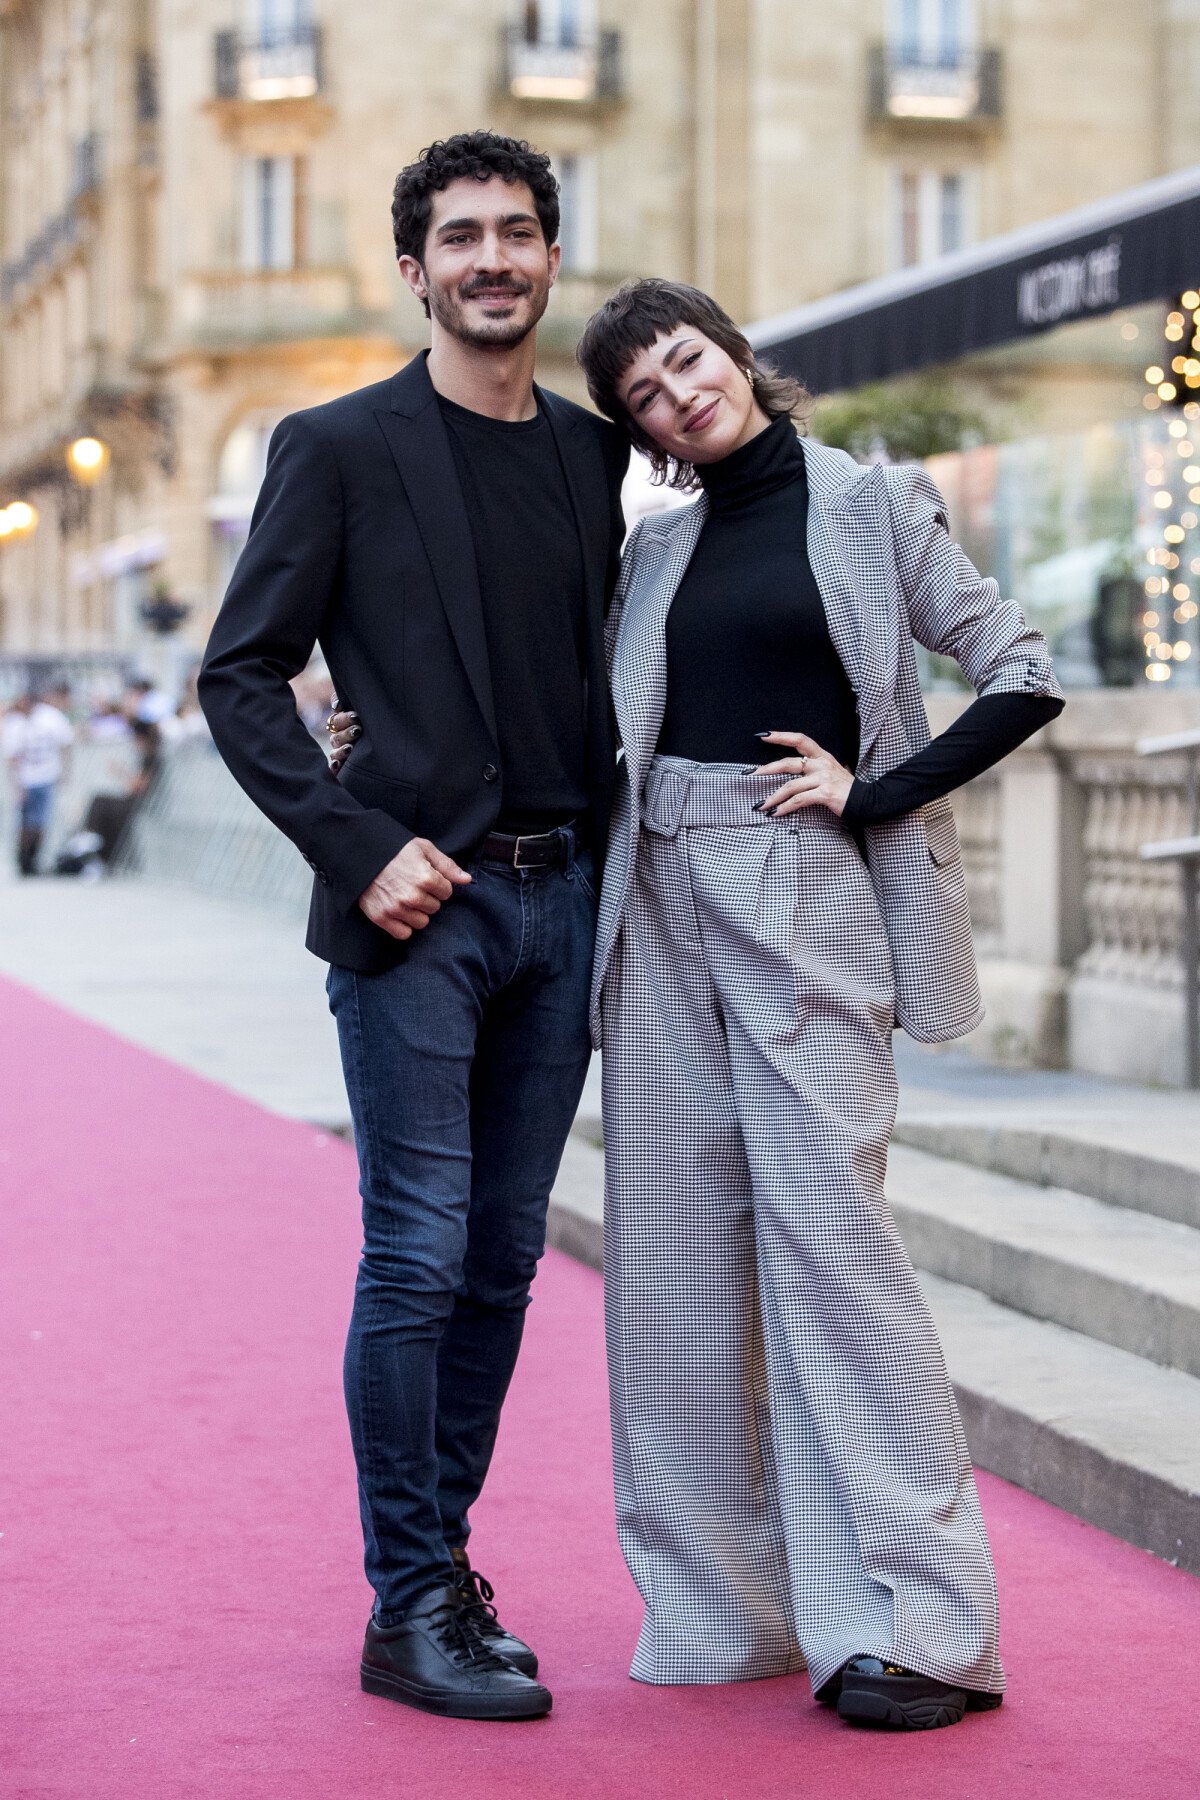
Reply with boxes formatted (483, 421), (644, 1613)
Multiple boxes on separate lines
(577, 278), (811, 490)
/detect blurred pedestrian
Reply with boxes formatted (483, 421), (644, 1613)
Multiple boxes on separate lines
(161, 668), (211, 747)
(125, 675), (173, 726)
(76, 716), (163, 866)
(2, 684), (74, 876)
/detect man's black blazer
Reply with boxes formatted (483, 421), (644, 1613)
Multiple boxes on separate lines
(198, 351), (629, 972)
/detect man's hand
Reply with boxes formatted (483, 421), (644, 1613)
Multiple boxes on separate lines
(358, 838), (471, 940)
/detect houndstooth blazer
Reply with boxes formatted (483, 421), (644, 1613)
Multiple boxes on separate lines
(590, 435), (1064, 1049)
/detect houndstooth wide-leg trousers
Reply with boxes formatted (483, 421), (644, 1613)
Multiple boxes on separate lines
(600, 756), (1003, 1700)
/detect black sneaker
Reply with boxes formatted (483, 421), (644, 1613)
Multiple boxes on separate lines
(360, 1584), (552, 1720)
(450, 1547), (539, 1677)
(833, 1656), (1004, 1730)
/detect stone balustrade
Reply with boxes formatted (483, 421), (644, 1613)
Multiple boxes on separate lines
(928, 688), (1200, 1085)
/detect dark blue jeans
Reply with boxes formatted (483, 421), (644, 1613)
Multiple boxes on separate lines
(327, 840), (597, 1623)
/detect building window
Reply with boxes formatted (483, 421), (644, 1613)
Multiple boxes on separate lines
(888, 0), (974, 66)
(940, 170), (964, 254)
(240, 156), (298, 270)
(525, 0), (597, 47)
(894, 167), (971, 266)
(245, 0), (311, 43)
(556, 154), (598, 273)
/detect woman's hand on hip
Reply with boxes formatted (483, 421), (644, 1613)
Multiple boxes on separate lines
(753, 730), (855, 818)
(326, 703), (360, 774)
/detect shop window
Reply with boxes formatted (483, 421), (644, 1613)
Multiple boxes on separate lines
(208, 411), (287, 595)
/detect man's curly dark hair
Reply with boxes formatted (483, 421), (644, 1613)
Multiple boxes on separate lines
(391, 131), (561, 268)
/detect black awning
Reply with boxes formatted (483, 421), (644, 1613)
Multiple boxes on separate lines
(746, 166), (1200, 394)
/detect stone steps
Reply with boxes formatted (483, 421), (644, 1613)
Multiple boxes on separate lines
(549, 1127), (1200, 1575)
(922, 1270), (1200, 1573)
(887, 1142), (1200, 1378)
(893, 1117), (1200, 1233)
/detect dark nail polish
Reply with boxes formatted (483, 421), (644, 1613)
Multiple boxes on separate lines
(755, 731), (773, 739)
(752, 802), (767, 812)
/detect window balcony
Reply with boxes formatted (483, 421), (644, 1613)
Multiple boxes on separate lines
(213, 25), (324, 102)
(501, 24), (621, 104)
(176, 267), (368, 349)
(868, 44), (1002, 124)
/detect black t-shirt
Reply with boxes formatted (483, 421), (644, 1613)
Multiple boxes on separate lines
(439, 394), (588, 834)
(656, 414), (1063, 821)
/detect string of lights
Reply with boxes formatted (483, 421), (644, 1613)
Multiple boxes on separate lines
(1140, 289), (1200, 681)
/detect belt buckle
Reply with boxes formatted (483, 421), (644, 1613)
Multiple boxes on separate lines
(513, 832), (550, 869)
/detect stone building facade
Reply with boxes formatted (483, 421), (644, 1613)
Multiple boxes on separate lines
(4, 0), (1200, 666)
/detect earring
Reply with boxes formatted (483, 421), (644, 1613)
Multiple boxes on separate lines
(744, 367), (755, 389)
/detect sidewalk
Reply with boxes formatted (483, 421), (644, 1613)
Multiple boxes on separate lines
(0, 869), (348, 1127)
(3, 865), (1192, 1161)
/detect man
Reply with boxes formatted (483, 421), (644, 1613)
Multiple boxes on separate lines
(199, 132), (627, 1721)
(3, 684), (74, 876)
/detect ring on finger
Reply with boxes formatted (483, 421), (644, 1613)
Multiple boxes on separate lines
(325, 713), (337, 734)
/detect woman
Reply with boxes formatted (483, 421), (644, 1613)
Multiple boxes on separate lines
(572, 280), (1062, 1730)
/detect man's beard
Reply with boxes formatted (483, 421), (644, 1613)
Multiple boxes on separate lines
(426, 274), (549, 349)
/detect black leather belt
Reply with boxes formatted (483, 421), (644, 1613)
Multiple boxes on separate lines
(481, 823), (577, 869)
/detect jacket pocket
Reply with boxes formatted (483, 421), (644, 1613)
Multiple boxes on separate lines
(339, 767), (419, 832)
(920, 797), (961, 869)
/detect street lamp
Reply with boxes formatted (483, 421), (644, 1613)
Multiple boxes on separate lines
(65, 437), (110, 640)
(0, 500), (39, 538)
(66, 435), (110, 483)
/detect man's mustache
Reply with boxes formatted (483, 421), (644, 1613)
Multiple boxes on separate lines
(459, 277), (533, 299)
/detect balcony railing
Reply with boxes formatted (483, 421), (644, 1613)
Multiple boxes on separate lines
(176, 267), (365, 347)
(70, 132), (101, 201)
(1, 136), (99, 306)
(502, 24), (621, 103)
(213, 25), (324, 102)
(868, 44), (1002, 123)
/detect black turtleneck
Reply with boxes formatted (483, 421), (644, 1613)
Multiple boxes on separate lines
(655, 413), (1063, 823)
(657, 415), (859, 769)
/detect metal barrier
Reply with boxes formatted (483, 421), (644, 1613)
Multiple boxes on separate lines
(0, 734), (312, 918)
(124, 738), (312, 917)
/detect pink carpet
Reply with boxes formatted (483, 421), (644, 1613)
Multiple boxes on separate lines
(2, 973), (1198, 1799)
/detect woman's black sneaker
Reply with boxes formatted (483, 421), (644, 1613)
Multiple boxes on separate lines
(833, 1657), (1003, 1730)
(449, 1547), (539, 1677)
(360, 1585), (552, 1720)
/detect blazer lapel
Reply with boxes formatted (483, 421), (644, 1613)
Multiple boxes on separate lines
(801, 442), (895, 766)
(613, 496), (707, 782)
(373, 354), (497, 744)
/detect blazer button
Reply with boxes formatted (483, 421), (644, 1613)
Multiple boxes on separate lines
(482, 764), (499, 783)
